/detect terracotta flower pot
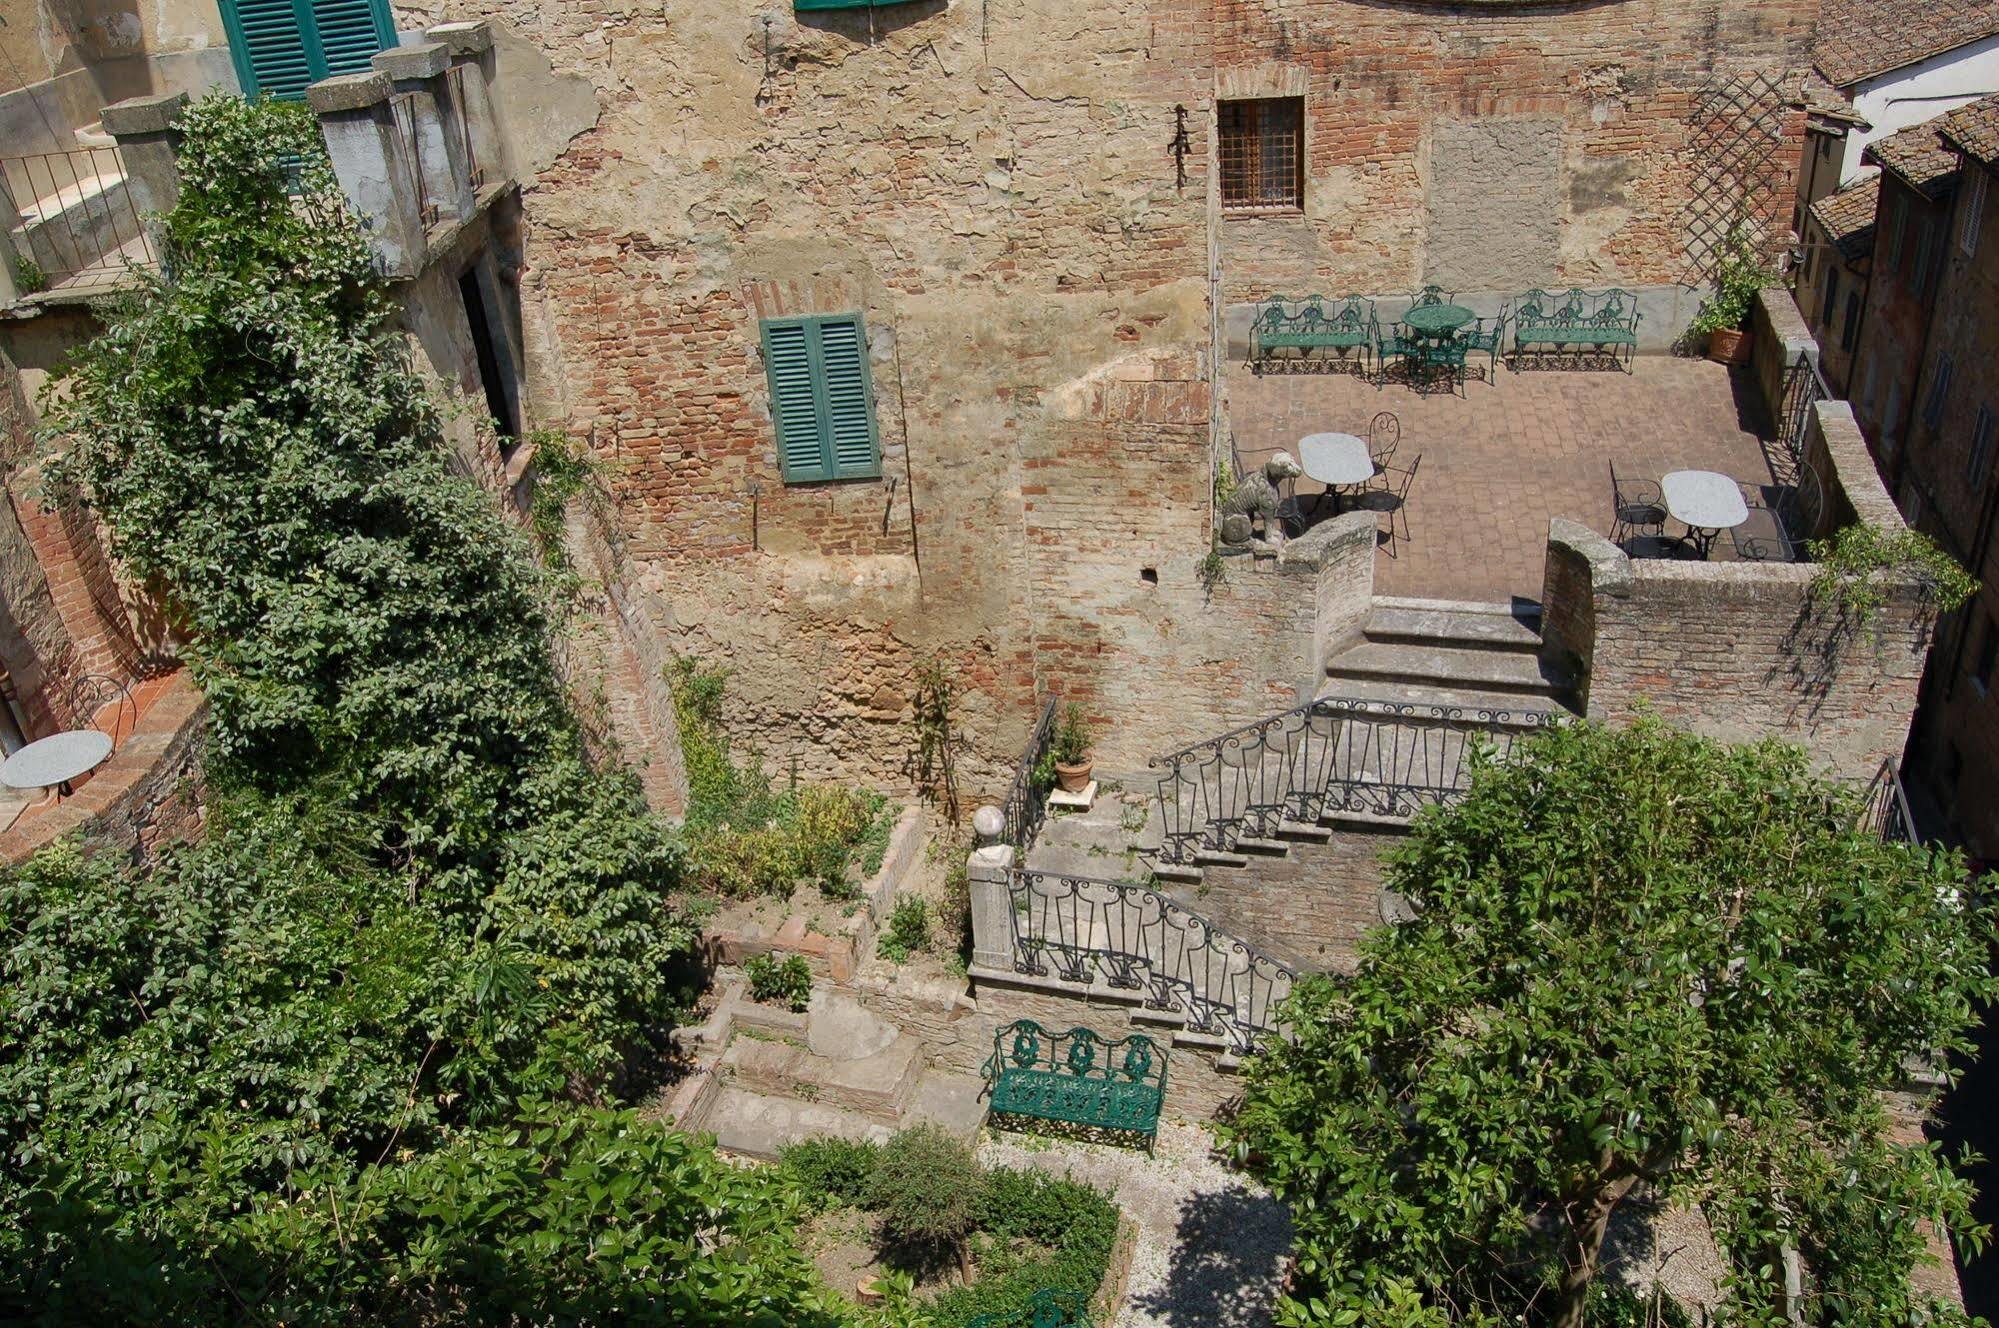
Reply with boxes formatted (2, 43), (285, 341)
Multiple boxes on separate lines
(1054, 757), (1094, 793)
(1706, 326), (1751, 366)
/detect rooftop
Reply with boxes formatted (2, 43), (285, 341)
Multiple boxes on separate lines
(1865, 119), (1962, 197)
(1815, 0), (1999, 88)
(1230, 358), (1783, 604)
(1810, 174), (1882, 262)
(1937, 89), (1999, 166)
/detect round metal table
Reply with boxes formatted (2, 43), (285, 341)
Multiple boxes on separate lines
(1, 729), (114, 796)
(1401, 303), (1476, 336)
(1661, 469), (1749, 559)
(1298, 432), (1376, 514)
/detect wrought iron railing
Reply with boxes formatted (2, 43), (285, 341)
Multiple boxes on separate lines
(1149, 695), (1560, 866)
(1006, 867), (1295, 1053)
(1859, 758), (1920, 845)
(0, 147), (156, 293)
(999, 697), (1058, 850)
(387, 93), (438, 228)
(1776, 351), (1831, 480)
(443, 64), (485, 189)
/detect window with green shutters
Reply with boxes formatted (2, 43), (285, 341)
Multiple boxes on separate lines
(760, 313), (883, 483)
(219, 0), (395, 102)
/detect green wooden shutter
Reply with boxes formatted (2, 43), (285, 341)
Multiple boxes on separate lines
(220, 0), (392, 101)
(760, 314), (881, 483)
(763, 319), (831, 482)
(817, 315), (880, 478)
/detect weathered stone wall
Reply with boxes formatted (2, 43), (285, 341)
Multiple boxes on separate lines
(1213, 0), (1819, 302)
(1158, 826), (1396, 973)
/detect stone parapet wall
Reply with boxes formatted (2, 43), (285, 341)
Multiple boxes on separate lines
(1158, 825), (1396, 974)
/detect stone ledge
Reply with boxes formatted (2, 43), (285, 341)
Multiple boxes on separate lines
(100, 91), (188, 137)
(306, 71), (391, 114)
(1548, 517), (1633, 597)
(427, 19), (495, 54)
(373, 41), (451, 82)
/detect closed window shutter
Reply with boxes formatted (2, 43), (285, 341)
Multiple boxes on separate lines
(760, 313), (881, 483)
(312, 0), (391, 76)
(222, 0), (389, 100)
(817, 316), (880, 478)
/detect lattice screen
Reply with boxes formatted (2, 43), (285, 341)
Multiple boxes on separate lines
(1681, 72), (1794, 282)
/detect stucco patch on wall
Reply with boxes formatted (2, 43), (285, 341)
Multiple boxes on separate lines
(1424, 116), (1563, 291)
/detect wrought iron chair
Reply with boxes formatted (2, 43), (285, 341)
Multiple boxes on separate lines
(1368, 411), (1401, 473)
(1730, 461), (1826, 562)
(68, 673), (136, 745)
(1410, 284), (1453, 307)
(1357, 453), (1421, 556)
(1462, 316), (1505, 380)
(1609, 462), (1667, 546)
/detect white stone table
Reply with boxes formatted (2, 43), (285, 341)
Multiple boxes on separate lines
(1298, 432), (1376, 514)
(0, 730), (113, 796)
(1662, 469), (1749, 558)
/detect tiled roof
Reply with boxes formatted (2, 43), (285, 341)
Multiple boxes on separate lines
(1809, 175), (1881, 263)
(1864, 119), (1961, 197)
(1815, 0), (1999, 87)
(1936, 90), (1999, 166)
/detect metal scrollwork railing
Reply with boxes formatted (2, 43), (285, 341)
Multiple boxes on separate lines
(1859, 758), (1920, 846)
(1006, 868), (1296, 1054)
(1148, 695), (1560, 867)
(999, 697), (1059, 851)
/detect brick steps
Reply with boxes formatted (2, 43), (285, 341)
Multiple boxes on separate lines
(1365, 596), (1545, 652)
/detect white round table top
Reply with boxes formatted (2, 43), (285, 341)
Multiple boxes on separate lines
(1661, 470), (1749, 530)
(1297, 432), (1375, 486)
(1, 729), (113, 789)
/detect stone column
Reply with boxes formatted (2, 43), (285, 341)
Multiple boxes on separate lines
(967, 809), (1016, 973)
(372, 42), (476, 225)
(427, 20), (504, 187)
(306, 71), (425, 278)
(98, 91), (188, 268)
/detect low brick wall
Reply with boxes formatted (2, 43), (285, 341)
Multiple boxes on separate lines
(1157, 827), (1397, 974)
(1750, 286), (1819, 422)
(0, 669), (206, 865)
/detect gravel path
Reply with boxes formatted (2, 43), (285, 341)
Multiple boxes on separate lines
(979, 1120), (1293, 1328)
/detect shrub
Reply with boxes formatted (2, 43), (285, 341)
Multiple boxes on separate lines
(777, 1135), (880, 1210)
(930, 1168), (1119, 1328)
(1051, 702), (1091, 764)
(878, 896), (930, 964)
(866, 1124), (986, 1277)
(744, 952), (813, 1011)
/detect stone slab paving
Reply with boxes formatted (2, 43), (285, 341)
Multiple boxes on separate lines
(979, 1120), (1293, 1328)
(1229, 357), (1783, 604)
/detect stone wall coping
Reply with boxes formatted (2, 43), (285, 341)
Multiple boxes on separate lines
(1755, 286), (1818, 366)
(100, 91), (188, 137)
(1548, 517), (1633, 597)
(1813, 398), (1906, 533)
(426, 19), (495, 54)
(306, 71), (392, 114)
(373, 41), (451, 82)
(1274, 508), (1377, 573)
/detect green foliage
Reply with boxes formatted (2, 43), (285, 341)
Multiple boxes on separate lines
(1809, 522), (1978, 628)
(866, 1124), (986, 1253)
(1223, 718), (1995, 1328)
(1051, 702), (1091, 765)
(1689, 224), (1782, 337)
(11, 253), (46, 295)
(670, 656), (893, 897)
(745, 952), (813, 1011)
(1213, 448), (1237, 510)
(524, 426), (597, 577)
(778, 1135), (882, 1210)
(1198, 542), (1227, 591)
(930, 1168), (1118, 1328)
(912, 656), (959, 820)
(878, 895), (931, 964)
(0, 95), (849, 1326)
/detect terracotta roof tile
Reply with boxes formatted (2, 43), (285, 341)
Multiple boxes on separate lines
(1815, 0), (1999, 87)
(1936, 90), (1999, 166)
(1809, 175), (1881, 262)
(1864, 120), (1961, 197)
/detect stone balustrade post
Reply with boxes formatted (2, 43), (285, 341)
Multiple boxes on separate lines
(967, 806), (1015, 974)
(306, 72), (426, 278)
(427, 20), (505, 187)
(372, 42), (476, 226)
(98, 91), (188, 270)
(0, 192), (26, 307)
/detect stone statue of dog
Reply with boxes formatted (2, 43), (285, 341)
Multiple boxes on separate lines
(1219, 451), (1303, 548)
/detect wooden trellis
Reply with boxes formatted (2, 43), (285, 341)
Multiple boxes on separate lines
(1681, 72), (1794, 281)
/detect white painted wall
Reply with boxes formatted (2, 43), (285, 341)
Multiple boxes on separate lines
(1840, 33), (1999, 183)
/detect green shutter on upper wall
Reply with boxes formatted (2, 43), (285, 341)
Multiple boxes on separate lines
(218, 0), (394, 101)
(760, 314), (882, 483)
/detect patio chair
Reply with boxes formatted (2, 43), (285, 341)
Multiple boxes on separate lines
(1609, 462), (1668, 547)
(1410, 284), (1453, 308)
(1368, 411), (1400, 473)
(1356, 453), (1421, 556)
(1731, 462), (1826, 562)
(68, 674), (136, 746)
(1462, 316), (1504, 381)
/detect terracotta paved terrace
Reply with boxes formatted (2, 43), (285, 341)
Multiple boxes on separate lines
(1228, 356), (1785, 604)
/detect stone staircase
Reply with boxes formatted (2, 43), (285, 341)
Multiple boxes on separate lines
(666, 978), (987, 1158)
(3, 146), (148, 294)
(1319, 595), (1578, 719)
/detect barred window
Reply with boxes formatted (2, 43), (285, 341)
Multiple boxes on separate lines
(1969, 404), (1996, 490)
(1219, 98), (1304, 212)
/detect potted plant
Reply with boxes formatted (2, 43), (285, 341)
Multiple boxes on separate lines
(1050, 702), (1093, 793)
(1690, 226), (1781, 366)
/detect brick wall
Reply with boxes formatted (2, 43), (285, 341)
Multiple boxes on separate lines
(1157, 826), (1396, 973)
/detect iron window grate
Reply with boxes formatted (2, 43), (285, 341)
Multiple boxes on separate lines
(1219, 98), (1303, 212)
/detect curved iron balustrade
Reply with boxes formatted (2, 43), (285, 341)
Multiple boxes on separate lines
(1005, 867), (1295, 1054)
(1147, 695), (1560, 867)
(999, 697), (1059, 851)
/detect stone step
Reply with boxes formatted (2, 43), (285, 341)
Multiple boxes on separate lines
(1313, 676), (1576, 724)
(704, 1084), (896, 1159)
(720, 1029), (925, 1120)
(1326, 640), (1565, 696)
(1364, 597), (1545, 654)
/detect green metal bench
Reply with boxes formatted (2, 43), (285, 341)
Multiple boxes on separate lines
(982, 1019), (1167, 1151)
(967, 1288), (1094, 1328)
(1509, 287), (1640, 370)
(1249, 295), (1377, 374)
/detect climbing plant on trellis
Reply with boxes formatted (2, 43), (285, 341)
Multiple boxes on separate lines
(1681, 72), (1794, 282)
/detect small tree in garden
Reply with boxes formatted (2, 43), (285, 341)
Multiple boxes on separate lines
(867, 1123), (987, 1282)
(1223, 719), (1994, 1328)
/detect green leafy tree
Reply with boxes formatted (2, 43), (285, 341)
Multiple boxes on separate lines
(867, 1123), (987, 1281)
(1223, 719), (1994, 1328)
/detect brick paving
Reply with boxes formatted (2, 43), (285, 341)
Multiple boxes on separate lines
(1228, 358), (1785, 604)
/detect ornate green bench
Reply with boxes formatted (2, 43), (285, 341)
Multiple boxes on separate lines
(1249, 295), (1377, 373)
(1509, 287), (1640, 370)
(982, 1020), (1167, 1151)
(968, 1288), (1093, 1328)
